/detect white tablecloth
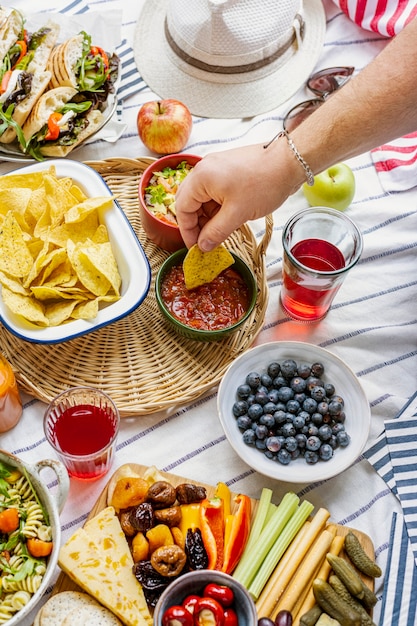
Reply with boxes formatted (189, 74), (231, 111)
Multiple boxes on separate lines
(1, 1), (416, 624)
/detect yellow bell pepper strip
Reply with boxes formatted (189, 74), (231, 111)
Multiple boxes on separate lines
(221, 494), (251, 575)
(214, 481), (231, 518)
(179, 502), (201, 536)
(44, 112), (63, 141)
(199, 496), (224, 570)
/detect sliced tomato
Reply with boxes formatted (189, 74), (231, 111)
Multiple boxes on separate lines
(90, 45), (109, 70)
(12, 40), (27, 68)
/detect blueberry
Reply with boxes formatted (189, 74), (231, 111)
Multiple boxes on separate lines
(266, 436), (281, 452)
(290, 448), (301, 460)
(311, 412), (323, 426)
(236, 383), (252, 400)
(264, 450), (275, 460)
(294, 392), (307, 405)
(259, 414), (275, 429)
(232, 401), (248, 417)
(295, 433), (307, 449)
(267, 361), (281, 378)
(255, 389), (269, 406)
(305, 450), (319, 464)
(272, 376), (287, 389)
(292, 414), (306, 430)
(284, 436), (298, 452)
(280, 359), (298, 379)
(324, 382), (335, 397)
(303, 397), (318, 414)
(317, 401), (329, 415)
(246, 371), (261, 389)
(276, 448), (292, 465)
(273, 410), (287, 426)
(263, 401), (277, 415)
(319, 443), (333, 461)
(277, 386), (294, 403)
(328, 400), (343, 416)
(290, 376), (307, 393)
(310, 386), (326, 402)
(332, 423), (345, 435)
(236, 415), (252, 430)
(337, 431), (351, 447)
(255, 424), (269, 440)
(306, 435), (321, 451)
(305, 376), (322, 391)
(268, 389), (280, 404)
(242, 429), (256, 445)
(260, 373), (273, 388)
(311, 362), (325, 377)
(248, 403), (263, 420)
(281, 422), (296, 437)
(286, 399), (300, 414)
(307, 424), (319, 437)
(298, 363), (312, 379)
(318, 424), (333, 441)
(255, 438), (267, 450)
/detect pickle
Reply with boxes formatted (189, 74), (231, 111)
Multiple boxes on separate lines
(312, 579), (361, 626)
(344, 531), (382, 578)
(326, 554), (364, 599)
(328, 575), (377, 626)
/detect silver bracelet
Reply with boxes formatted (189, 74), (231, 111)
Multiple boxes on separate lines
(263, 129), (315, 186)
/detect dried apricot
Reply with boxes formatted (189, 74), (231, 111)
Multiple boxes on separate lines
(110, 476), (149, 510)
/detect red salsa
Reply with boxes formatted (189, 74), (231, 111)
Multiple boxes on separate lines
(161, 265), (251, 331)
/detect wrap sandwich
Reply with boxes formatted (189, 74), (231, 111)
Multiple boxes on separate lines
(0, 9), (60, 144)
(22, 85), (104, 158)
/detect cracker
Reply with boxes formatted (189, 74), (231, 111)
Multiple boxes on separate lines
(38, 591), (100, 625)
(61, 604), (123, 625)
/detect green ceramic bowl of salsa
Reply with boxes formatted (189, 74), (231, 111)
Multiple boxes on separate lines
(155, 248), (257, 342)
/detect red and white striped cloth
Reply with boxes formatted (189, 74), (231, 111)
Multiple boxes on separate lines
(332, 0), (417, 36)
(333, 0), (417, 192)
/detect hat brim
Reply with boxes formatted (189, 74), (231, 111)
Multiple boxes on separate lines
(133, 0), (326, 119)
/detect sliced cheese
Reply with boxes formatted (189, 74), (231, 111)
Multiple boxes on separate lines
(58, 506), (152, 626)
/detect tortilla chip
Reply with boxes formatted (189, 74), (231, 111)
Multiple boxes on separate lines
(183, 244), (235, 290)
(64, 196), (114, 224)
(2, 287), (49, 326)
(0, 212), (34, 277)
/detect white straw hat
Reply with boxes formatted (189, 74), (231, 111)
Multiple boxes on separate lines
(134, 0), (326, 119)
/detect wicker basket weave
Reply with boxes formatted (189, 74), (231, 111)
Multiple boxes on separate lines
(0, 157), (272, 416)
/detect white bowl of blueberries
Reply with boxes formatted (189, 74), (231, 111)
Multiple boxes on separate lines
(217, 341), (371, 483)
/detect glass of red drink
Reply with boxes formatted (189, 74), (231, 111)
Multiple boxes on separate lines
(43, 387), (120, 480)
(281, 207), (363, 321)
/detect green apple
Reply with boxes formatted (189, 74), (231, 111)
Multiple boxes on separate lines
(302, 163), (355, 211)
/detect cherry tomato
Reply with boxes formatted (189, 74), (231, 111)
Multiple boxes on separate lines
(162, 605), (194, 626)
(203, 583), (234, 608)
(182, 595), (200, 614)
(193, 597), (225, 626)
(224, 608), (238, 626)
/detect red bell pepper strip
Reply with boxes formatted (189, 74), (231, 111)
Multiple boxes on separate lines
(199, 497), (224, 570)
(44, 112), (63, 141)
(0, 70), (12, 95)
(162, 605), (194, 626)
(90, 45), (109, 70)
(223, 608), (238, 626)
(202, 583), (234, 608)
(12, 40), (27, 68)
(221, 494), (251, 575)
(193, 597), (225, 626)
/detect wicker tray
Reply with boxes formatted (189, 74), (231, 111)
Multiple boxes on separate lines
(0, 157), (272, 416)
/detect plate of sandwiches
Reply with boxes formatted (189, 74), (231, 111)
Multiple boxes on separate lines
(0, 6), (120, 162)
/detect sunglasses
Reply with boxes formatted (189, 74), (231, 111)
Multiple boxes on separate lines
(282, 66), (355, 132)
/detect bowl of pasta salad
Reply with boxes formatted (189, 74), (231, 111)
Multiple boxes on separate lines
(0, 449), (69, 625)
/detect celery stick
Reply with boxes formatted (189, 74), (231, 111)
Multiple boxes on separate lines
(248, 499), (315, 600)
(265, 501), (278, 526)
(233, 491), (299, 588)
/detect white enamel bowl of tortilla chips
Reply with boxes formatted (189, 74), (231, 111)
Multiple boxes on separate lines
(0, 448), (69, 626)
(217, 341), (371, 483)
(0, 159), (151, 343)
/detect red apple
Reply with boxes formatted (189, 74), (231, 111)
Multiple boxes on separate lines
(137, 99), (193, 155)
